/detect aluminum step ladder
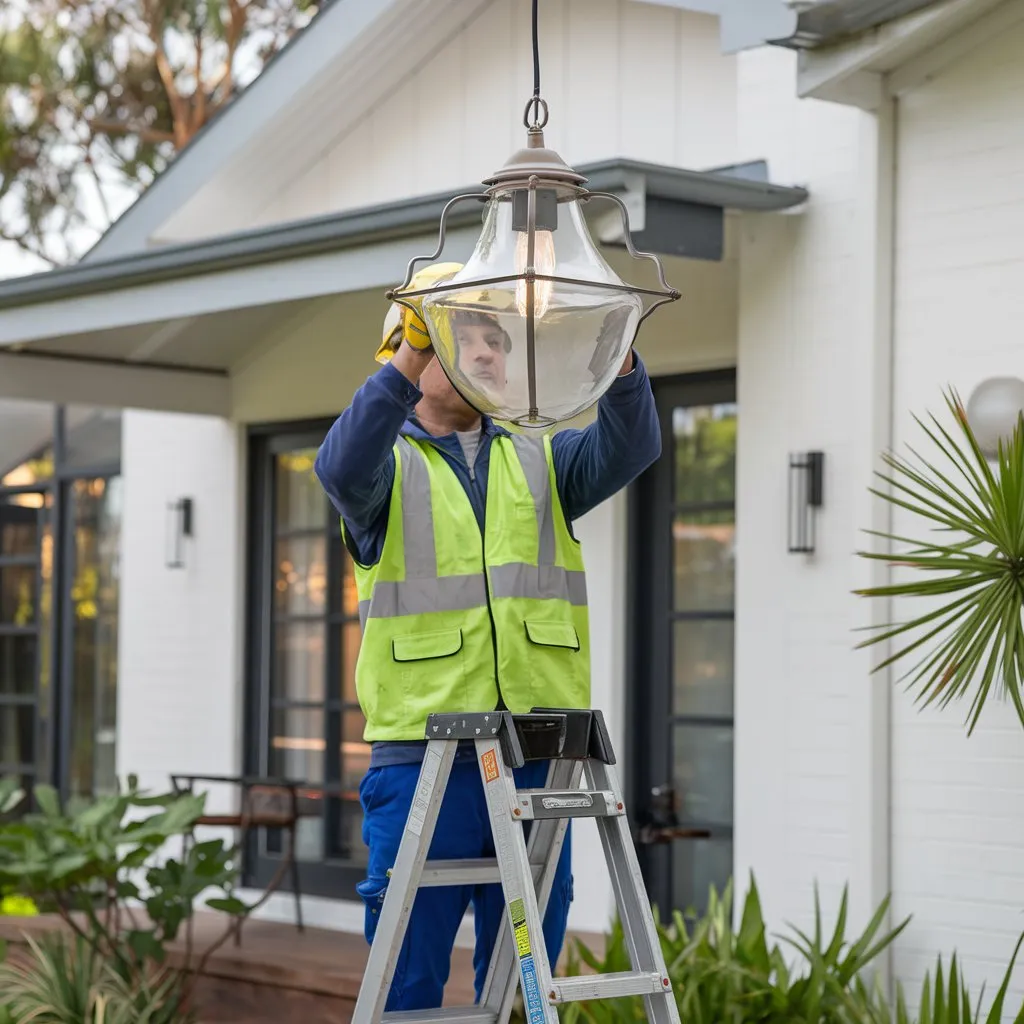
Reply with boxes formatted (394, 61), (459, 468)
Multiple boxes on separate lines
(351, 708), (681, 1024)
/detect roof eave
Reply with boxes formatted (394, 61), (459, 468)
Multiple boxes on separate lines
(0, 158), (808, 312)
(789, 0), (1011, 108)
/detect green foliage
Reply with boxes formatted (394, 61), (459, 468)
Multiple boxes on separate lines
(891, 934), (1024, 1024)
(0, 776), (24, 816)
(0, 0), (320, 266)
(0, 931), (185, 1023)
(543, 875), (1024, 1024)
(855, 389), (1024, 735)
(0, 773), (253, 1019)
(557, 876), (907, 1024)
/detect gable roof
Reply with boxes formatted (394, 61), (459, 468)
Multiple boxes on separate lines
(87, 0), (490, 262)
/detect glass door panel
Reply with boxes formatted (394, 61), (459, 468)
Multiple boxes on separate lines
(631, 373), (737, 918)
(250, 433), (368, 897)
(0, 490), (51, 796)
(65, 477), (122, 800)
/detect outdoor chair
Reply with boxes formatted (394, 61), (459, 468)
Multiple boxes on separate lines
(170, 773), (304, 945)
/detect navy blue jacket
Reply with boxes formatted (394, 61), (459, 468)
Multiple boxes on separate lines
(314, 354), (661, 764)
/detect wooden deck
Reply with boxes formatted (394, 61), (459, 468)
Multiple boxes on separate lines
(0, 911), (479, 1023)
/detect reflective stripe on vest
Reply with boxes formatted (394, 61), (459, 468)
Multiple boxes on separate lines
(358, 435), (587, 627)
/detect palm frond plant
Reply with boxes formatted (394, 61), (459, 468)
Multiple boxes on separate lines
(855, 388), (1024, 734)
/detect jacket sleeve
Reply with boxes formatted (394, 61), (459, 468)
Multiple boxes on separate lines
(549, 352), (662, 522)
(313, 362), (422, 565)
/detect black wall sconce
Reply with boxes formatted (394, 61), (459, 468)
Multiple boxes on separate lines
(788, 451), (824, 554)
(166, 497), (193, 569)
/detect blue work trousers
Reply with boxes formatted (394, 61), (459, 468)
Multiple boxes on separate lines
(357, 759), (574, 1010)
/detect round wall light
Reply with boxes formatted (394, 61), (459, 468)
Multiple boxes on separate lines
(966, 376), (1024, 458)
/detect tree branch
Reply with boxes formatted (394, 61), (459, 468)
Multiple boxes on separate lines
(146, 9), (189, 149)
(0, 225), (59, 267)
(86, 117), (176, 146)
(184, 861), (291, 1009)
(84, 137), (113, 229)
(190, 29), (205, 136)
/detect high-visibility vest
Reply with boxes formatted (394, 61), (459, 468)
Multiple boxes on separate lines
(349, 432), (590, 741)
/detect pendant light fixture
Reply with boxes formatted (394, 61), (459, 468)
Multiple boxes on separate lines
(386, 0), (680, 430)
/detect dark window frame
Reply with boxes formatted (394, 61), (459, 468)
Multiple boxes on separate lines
(244, 418), (367, 900)
(0, 406), (121, 806)
(627, 368), (737, 915)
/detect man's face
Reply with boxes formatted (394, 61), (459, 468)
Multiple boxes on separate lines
(454, 320), (507, 394)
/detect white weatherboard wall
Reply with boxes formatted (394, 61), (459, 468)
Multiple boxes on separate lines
(254, 0), (737, 232)
(732, 41), (895, 955)
(117, 411), (245, 818)
(890, 17), (1024, 1008)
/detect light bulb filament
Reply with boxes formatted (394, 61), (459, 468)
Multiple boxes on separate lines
(515, 229), (556, 318)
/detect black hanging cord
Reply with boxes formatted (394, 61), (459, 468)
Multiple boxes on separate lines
(532, 0), (541, 106)
(524, 0), (548, 129)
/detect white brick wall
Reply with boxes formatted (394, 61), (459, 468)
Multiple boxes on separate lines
(733, 42), (895, 949)
(890, 18), (1024, 1010)
(117, 410), (245, 817)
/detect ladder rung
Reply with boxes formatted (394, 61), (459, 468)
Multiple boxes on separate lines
(384, 1009), (497, 1024)
(550, 971), (670, 1003)
(419, 857), (543, 887)
(514, 789), (622, 820)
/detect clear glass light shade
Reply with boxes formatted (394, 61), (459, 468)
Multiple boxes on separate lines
(420, 190), (643, 429)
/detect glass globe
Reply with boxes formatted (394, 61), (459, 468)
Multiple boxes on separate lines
(966, 376), (1024, 457)
(421, 186), (644, 430)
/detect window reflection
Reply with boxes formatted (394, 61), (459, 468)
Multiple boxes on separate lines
(0, 404), (120, 806)
(673, 404), (736, 504)
(667, 392), (736, 916)
(266, 444), (368, 873)
(1, 452), (54, 491)
(274, 535), (328, 614)
(67, 477), (121, 800)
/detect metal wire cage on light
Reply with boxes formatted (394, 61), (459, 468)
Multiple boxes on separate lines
(385, 5), (680, 431)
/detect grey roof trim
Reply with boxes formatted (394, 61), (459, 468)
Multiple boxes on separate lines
(696, 0), (942, 53)
(773, 0), (940, 49)
(0, 158), (807, 312)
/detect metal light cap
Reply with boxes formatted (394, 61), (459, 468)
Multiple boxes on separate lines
(483, 126), (586, 195)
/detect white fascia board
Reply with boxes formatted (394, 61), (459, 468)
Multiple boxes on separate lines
(797, 0), (1009, 107)
(85, 0), (404, 263)
(627, 0), (799, 53)
(0, 350), (230, 416)
(0, 226), (478, 348)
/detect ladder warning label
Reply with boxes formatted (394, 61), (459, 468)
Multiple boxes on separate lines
(509, 897), (531, 957)
(481, 749), (499, 783)
(519, 954), (545, 1024)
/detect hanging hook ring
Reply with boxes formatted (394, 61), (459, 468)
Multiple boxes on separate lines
(523, 95), (549, 131)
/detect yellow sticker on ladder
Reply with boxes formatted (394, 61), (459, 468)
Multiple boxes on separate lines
(509, 897), (531, 958)
(515, 922), (531, 958)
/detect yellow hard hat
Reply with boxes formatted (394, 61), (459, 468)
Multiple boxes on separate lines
(375, 262), (465, 364)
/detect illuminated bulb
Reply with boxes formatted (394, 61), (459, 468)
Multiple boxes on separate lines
(514, 229), (556, 318)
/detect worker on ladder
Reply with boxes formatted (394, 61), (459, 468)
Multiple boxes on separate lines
(314, 262), (662, 1012)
